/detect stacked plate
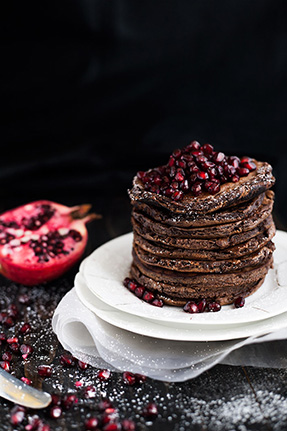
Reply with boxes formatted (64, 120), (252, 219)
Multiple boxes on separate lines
(75, 231), (287, 343)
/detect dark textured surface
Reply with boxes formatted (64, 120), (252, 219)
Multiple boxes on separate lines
(0, 194), (286, 431)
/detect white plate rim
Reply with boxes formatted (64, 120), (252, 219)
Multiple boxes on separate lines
(75, 272), (287, 342)
(80, 230), (287, 326)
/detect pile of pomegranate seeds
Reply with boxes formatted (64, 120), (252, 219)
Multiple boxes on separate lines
(137, 141), (257, 200)
(123, 278), (164, 307)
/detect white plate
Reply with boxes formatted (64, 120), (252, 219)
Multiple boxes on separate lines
(80, 230), (287, 326)
(75, 271), (287, 341)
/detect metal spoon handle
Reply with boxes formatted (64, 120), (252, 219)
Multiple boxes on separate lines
(0, 368), (52, 408)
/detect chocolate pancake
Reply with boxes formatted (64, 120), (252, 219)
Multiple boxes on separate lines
(132, 191), (274, 239)
(130, 254), (273, 305)
(132, 191), (267, 228)
(132, 214), (274, 250)
(133, 222), (276, 260)
(129, 161), (275, 215)
(133, 240), (275, 273)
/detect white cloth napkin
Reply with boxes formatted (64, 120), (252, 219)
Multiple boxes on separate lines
(52, 288), (287, 382)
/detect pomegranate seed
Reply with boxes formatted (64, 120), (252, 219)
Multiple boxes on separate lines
(171, 181), (179, 189)
(62, 394), (78, 409)
(75, 381), (82, 387)
(237, 167), (250, 177)
(241, 161), (256, 171)
(123, 371), (136, 386)
(142, 403), (158, 419)
(172, 149), (182, 158)
(137, 171), (146, 181)
(213, 152), (225, 163)
(208, 302), (221, 312)
(135, 286), (145, 298)
(229, 156), (240, 168)
(49, 405), (62, 419)
(7, 337), (18, 344)
(197, 299), (207, 313)
(38, 365), (52, 377)
(3, 316), (15, 327)
(26, 415), (42, 430)
(41, 426), (50, 431)
(191, 150), (203, 157)
(127, 280), (138, 292)
(21, 377), (32, 385)
(2, 351), (12, 361)
(121, 419), (136, 431)
(78, 360), (89, 370)
(143, 291), (155, 303)
(0, 361), (10, 372)
(135, 373), (147, 384)
(234, 296), (245, 308)
(51, 394), (62, 406)
(205, 181), (220, 195)
(197, 171), (209, 181)
(240, 156), (252, 163)
(85, 417), (99, 430)
(202, 143), (214, 154)
(102, 408), (118, 424)
(172, 190), (183, 201)
(232, 175), (240, 182)
(9, 342), (20, 352)
(60, 354), (76, 367)
(180, 179), (190, 192)
(20, 323), (32, 334)
(164, 187), (174, 197)
(191, 183), (202, 196)
(176, 159), (186, 169)
(187, 140), (201, 151)
(84, 385), (96, 398)
(175, 171), (185, 182)
(168, 156), (175, 167)
(183, 301), (199, 314)
(196, 155), (208, 164)
(98, 399), (113, 411)
(151, 298), (164, 307)
(0, 333), (6, 342)
(20, 344), (33, 359)
(98, 369), (111, 380)
(10, 405), (26, 425)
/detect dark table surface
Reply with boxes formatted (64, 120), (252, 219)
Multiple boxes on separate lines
(1, 192), (287, 431)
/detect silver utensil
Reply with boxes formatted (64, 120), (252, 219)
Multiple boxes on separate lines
(0, 368), (52, 408)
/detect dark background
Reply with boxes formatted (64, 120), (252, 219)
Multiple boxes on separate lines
(1, 0), (287, 227)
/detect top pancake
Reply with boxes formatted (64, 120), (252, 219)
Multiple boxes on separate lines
(129, 161), (275, 214)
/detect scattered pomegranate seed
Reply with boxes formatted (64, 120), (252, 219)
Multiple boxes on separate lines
(10, 405), (26, 425)
(85, 417), (99, 430)
(2, 351), (12, 361)
(20, 344), (33, 359)
(121, 419), (136, 431)
(7, 336), (18, 344)
(208, 302), (221, 312)
(123, 371), (136, 386)
(9, 342), (20, 352)
(142, 403), (158, 419)
(234, 296), (245, 308)
(51, 394), (62, 406)
(197, 299), (207, 313)
(20, 323), (32, 334)
(0, 333), (6, 342)
(183, 301), (199, 314)
(78, 359), (89, 370)
(98, 399), (113, 411)
(49, 405), (62, 419)
(75, 380), (82, 387)
(3, 316), (15, 327)
(98, 368), (111, 380)
(151, 298), (164, 307)
(0, 360), (10, 371)
(84, 385), (97, 398)
(143, 291), (155, 303)
(135, 286), (145, 298)
(60, 353), (76, 367)
(21, 377), (32, 385)
(102, 423), (121, 431)
(135, 373), (147, 384)
(38, 365), (52, 377)
(62, 394), (78, 410)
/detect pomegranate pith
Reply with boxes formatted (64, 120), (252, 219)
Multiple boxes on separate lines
(0, 200), (100, 285)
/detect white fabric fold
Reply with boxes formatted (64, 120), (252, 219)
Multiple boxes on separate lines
(52, 288), (287, 382)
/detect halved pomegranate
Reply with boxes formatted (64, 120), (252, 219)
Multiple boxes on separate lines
(0, 200), (100, 285)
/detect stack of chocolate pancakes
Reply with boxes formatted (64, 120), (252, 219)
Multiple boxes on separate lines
(128, 142), (276, 306)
